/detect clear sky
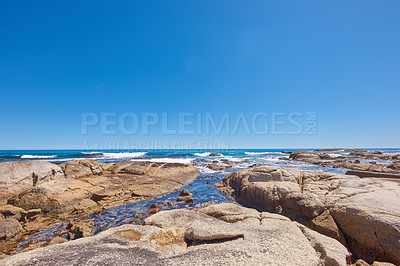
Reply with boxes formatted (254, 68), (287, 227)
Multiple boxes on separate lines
(0, 0), (399, 149)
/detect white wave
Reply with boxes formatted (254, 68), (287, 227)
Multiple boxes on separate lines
(197, 166), (217, 173)
(21, 155), (57, 159)
(221, 156), (245, 162)
(81, 152), (102, 155)
(328, 153), (343, 158)
(45, 158), (87, 162)
(193, 152), (212, 157)
(245, 151), (284, 155)
(132, 158), (193, 164)
(101, 152), (147, 159)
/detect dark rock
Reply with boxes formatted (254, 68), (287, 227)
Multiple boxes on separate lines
(177, 196), (194, 205)
(179, 190), (192, 197)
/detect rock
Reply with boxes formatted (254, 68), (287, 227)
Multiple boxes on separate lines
(114, 229), (142, 241)
(26, 209), (41, 220)
(109, 161), (200, 181)
(67, 220), (94, 240)
(288, 149), (399, 174)
(346, 170), (400, 179)
(289, 150), (332, 162)
(209, 153), (222, 157)
(3, 204), (350, 265)
(60, 159), (112, 179)
(79, 159), (112, 175)
(0, 161), (65, 193)
(0, 205), (27, 222)
(179, 189), (191, 197)
(296, 223), (350, 265)
(177, 196), (194, 205)
(0, 217), (24, 246)
(147, 203), (160, 214)
(342, 163), (392, 173)
(7, 161), (200, 216)
(207, 164), (232, 171)
(177, 190), (194, 205)
(48, 236), (68, 246)
(199, 202), (260, 224)
(7, 179), (98, 215)
(387, 163), (400, 171)
(217, 165), (400, 264)
(60, 162), (92, 179)
(149, 227), (186, 247)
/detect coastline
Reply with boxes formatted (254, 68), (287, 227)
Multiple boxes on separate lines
(0, 148), (399, 264)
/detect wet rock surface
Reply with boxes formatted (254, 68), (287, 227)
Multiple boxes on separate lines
(216, 165), (400, 264)
(2, 203), (350, 266)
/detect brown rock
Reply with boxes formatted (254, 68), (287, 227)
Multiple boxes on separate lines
(177, 196), (194, 205)
(3, 204), (350, 265)
(0, 217), (24, 246)
(67, 220), (94, 240)
(207, 164), (232, 171)
(115, 229), (142, 240)
(0, 205), (27, 222)
(0, 161), (64, 193)
(179, 189), (191, 197)
(150, 228), (186, 247)
(8, 161), (200, 217)
(346, 170), (400, 179)
(147, 203), (160, 214)
(60, 159), (111, 179)
(60, 162), (92, 179)
(217, 165), (400, 264)
(48, 236), (68, 246)
(387, 163), (400, 171)
(27, 209), (41, 220)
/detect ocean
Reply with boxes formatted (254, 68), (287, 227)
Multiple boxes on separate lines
(1, 148), (399, 163)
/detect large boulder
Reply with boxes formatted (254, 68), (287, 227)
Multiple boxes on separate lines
(289, 150), (333, 161)
(217, 165), (400, 264)
(60, 159), (113, 179)
(3, 203), (350, 265)
(0, 161), (65, 193)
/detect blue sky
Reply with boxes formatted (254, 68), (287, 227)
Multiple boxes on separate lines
(0, 0), (399, 149)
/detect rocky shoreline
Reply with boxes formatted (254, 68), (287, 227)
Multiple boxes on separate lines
(216, 165), (400, 264)
(286, 149), (400, 179)
(2, 203), (351, 265)
(0, 149), (399, 265)
(0, 160), (200, 257)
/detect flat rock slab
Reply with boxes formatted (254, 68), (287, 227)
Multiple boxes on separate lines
(2, 203), (349, 265)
